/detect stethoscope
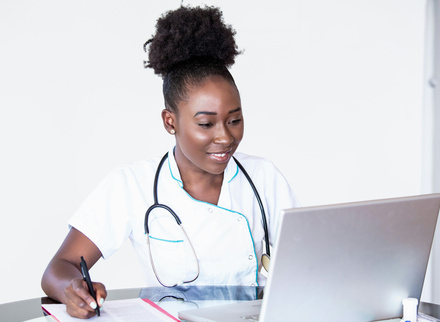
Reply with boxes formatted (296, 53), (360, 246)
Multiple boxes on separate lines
(144, 152), (271, 287)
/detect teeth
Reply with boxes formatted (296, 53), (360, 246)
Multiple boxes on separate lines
(211, 153), (226, 157)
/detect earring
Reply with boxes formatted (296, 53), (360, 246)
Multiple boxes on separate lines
(170, 129), (175, 135)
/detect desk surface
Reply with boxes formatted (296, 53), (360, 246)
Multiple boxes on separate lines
(0, 286), (262, 322)
(0, 288), (141, 322)
(1, 287), (439, 322)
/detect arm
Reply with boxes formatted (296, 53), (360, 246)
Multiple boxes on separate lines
(41, 227), (107, 319)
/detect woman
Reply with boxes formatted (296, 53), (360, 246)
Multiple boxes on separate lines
(41, 5), (299, 319)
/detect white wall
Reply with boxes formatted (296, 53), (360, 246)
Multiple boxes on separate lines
(422, 0), (440, 305)
(0, 0), (432, 304)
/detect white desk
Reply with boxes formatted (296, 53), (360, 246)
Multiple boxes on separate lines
(1, 287), (439, 322)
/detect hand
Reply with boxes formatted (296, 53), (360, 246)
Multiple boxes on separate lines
(63, 278), (107, 319)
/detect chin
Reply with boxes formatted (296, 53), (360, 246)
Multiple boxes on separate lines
(206, 164), (228, 175)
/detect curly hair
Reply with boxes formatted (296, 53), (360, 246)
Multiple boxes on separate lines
(144, 5), (241, 112)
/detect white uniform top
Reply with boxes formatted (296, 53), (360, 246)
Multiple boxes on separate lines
(69, 147), (299, 287)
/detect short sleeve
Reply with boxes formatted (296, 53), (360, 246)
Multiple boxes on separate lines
(68, 166), (134, 259)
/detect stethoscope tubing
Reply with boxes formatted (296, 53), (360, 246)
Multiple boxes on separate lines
(146, 221), (200, 287)
(144, 152), (270, 286)
(233, 157), (270, 258)
(144, 153), (183, 232)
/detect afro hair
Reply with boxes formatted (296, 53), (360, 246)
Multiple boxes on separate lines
(145, 5), (240, 77)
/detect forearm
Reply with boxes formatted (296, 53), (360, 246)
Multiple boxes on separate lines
(41, 228), (106, 318)
(41, 258), (83, 303)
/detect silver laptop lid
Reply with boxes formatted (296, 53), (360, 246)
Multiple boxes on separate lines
(260, 194), (440, 322)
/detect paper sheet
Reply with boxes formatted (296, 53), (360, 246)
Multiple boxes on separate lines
(42, 298), (180, 322)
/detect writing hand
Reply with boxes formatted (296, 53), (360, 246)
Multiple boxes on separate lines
(64, 278), (107, 319)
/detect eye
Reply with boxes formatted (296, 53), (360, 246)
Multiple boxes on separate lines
(229, 118), (242, 126)
(198, 123), (213, 128)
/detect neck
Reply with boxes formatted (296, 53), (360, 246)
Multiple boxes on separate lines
(174, 150), (224, 205)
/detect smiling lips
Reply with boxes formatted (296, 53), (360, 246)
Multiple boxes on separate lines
(208, 150), (232, 162)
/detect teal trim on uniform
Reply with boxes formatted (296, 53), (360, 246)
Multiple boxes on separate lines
(228, 161), (239, 183)
(167, 155), (184, 187)
(179, 185), (260, 286)
(166, 151), (259, 286)
(149, 235), (184, 243)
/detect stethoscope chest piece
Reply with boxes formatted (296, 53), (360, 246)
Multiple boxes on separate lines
(145, 152), (271, 286)
(261, 253), (270, 272)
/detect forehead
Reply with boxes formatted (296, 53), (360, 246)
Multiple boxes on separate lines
(180, 76), (241, 111)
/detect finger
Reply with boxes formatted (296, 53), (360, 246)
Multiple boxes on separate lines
(76, 280), (100, 312)
(66, 303), (96, 319)
(64, 280), (98, 318)
(71, 279), (98, 311)
(94, 282), (107, 307)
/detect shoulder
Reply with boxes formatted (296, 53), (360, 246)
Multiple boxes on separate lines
(232, 152), (289, 188)
(233, 152), (280, 175)
(99, 156), (163, 188)
(232, 152), (300, 208)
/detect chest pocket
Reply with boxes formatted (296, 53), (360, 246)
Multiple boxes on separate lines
(147, 207), (199, 287)
(182, 203), (259, 286)
(151, 159), (261, 286)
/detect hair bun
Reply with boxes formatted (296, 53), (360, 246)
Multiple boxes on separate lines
(145, 5), (240, 77)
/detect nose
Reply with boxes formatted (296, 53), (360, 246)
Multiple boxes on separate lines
(214, 123), (234, 146)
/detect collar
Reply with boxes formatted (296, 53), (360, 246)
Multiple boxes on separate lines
(166, 147), (239, 188)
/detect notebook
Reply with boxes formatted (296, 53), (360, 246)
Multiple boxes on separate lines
(178, 194), (440, 322)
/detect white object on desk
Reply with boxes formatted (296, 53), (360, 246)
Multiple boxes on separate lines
(402, 298), (418, 322)
(42, 298), (179, 321)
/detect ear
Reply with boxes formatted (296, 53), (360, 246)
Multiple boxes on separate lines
(161, 109), (177, 135)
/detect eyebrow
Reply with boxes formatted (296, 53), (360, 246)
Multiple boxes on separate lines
(193, 107), (242, 118)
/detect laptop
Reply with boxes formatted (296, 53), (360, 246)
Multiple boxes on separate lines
(178, 194), (440, 322)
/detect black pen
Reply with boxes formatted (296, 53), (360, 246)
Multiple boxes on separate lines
(80, 256), (100, 317)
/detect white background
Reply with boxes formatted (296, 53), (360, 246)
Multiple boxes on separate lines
(0, 0), (436, 304)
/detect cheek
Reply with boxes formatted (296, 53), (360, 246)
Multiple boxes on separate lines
(193, 130), (212, 142)
(233, 123), (244, 142)
(180, 127), (211, 146)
